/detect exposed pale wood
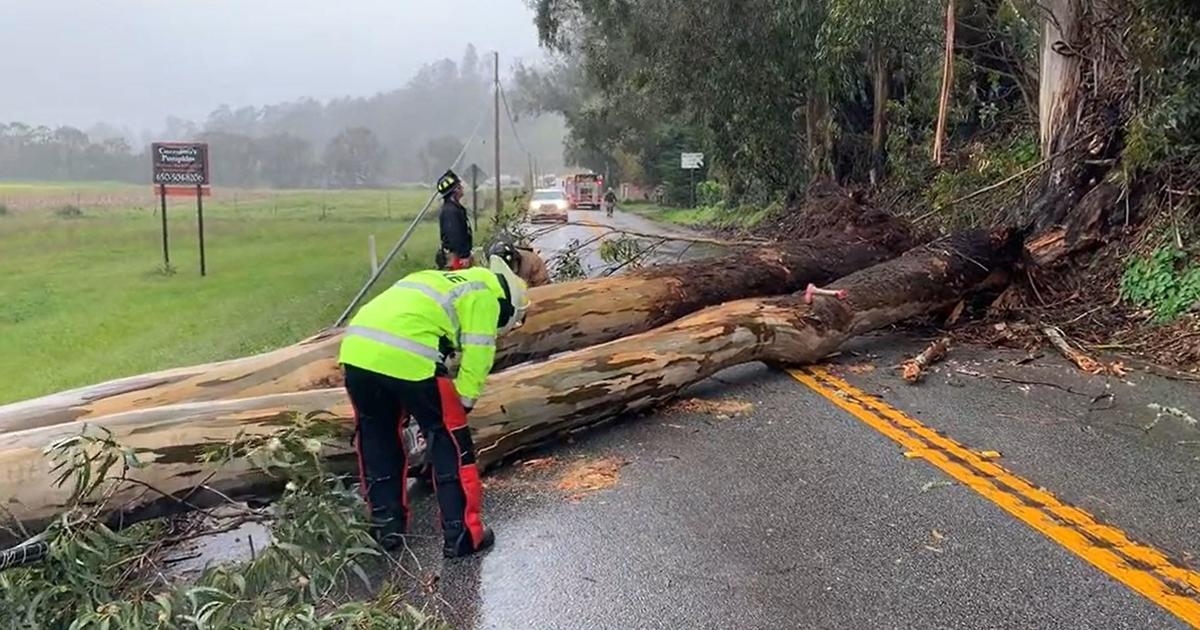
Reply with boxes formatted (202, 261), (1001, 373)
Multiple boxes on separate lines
(1038, 0), (1082, 156)
(0, 230), (1019, 530)
(933, 0), (957, 165)
(0, 229), (909, 435)
(1023, 181), (1118, 265)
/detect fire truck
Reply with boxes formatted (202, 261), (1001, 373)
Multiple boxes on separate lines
(562, 173), (604, 210)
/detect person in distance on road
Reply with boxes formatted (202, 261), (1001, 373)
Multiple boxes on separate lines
(338, 255), (531, 558)
(488, 238), (550, 287)
(603, 187), (617, 217)
(436, 169), (473, 270)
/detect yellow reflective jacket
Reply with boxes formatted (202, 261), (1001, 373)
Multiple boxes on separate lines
(339, 267), (502, 407)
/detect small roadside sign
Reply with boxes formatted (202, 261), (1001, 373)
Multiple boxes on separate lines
(151, 141), (211, 276)
(681, 152), (704, 169)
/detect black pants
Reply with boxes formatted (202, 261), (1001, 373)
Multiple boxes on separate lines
(343, 364), (486, 547)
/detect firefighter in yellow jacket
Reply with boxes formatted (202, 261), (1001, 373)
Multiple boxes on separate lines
(339, 256), (530, 558)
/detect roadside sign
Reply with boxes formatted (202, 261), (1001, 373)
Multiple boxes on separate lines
(151, 141), (211, 276)
(681, 152), (704, 169)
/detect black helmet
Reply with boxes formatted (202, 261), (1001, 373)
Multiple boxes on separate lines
(436, 170), (462, 197)
(488, 239), (520, 270)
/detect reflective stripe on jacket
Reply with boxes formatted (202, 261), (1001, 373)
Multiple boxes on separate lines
(339, 267), (501, 407)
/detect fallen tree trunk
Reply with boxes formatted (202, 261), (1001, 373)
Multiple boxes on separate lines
(0, 218), (911, 434)
(0, 229), (1018, 530)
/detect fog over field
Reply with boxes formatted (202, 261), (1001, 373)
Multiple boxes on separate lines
(0, 0), (544, 132)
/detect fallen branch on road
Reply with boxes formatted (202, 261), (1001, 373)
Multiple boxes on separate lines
(1041, 325), (1126, 376)
(902, 338), (951, 383)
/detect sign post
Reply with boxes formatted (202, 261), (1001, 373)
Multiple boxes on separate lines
(681, 152), (704, 208)
(158, 184), (170, 269)
(152, 142), (211, 275)
(195, 183), (206, 276)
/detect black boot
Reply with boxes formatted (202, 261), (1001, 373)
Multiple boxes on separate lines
(371, 514), (408, 552)
(443, 525), (495, 559)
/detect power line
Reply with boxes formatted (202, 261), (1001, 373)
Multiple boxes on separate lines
(498, 84), (532, 158)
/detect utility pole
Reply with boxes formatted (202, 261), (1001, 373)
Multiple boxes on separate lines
(494, 51), (502, 215)
(528, 154), (534, 192)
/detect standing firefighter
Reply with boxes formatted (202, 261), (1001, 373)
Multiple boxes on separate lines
(339, 256), (530, 558)
(436, 169), (473, 270)
(603, 187), (617, 217)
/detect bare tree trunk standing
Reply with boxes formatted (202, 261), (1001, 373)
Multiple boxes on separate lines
(0, 230), (1019, 531)
(933, 0), (957, 165)
(1020, 0), (1132, 265)
(871, 49), (890, 185)
(806, 91), (836, 180)
(0, 218), (912, 434)
(1038, 0), (1082, 158)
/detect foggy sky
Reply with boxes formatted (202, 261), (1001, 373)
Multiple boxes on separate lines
(0, 0), (544, 133)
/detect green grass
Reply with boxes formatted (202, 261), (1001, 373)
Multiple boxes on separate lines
(625, 203), (719, 225)
(0, 180), (139, 197)
(625, 202), (775, 229)
(0, 183), (469, 403)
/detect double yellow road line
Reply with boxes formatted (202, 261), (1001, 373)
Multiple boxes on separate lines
(791, 366), (1200, 627)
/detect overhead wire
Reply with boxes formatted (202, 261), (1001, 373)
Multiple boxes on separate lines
(498, 85), (532, 157)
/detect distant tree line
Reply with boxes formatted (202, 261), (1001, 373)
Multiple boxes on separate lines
(0, 123), (142, 182)
(0, 44), (564, 189)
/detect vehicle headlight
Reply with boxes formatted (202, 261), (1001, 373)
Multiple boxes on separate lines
(557, 200), (568, 210)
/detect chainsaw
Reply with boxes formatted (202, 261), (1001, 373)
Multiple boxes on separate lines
(403, 420), (430, 479)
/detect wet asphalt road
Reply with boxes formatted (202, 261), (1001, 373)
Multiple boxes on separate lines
(385, 211), (1200, 629)
(523, 207), (718, 277)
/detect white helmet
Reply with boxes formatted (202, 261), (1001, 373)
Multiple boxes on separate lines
(489, 255), (530, 334)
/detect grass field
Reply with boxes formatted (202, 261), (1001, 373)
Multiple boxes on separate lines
(0, 181), (490, 404)
(624, 201), (774, 228)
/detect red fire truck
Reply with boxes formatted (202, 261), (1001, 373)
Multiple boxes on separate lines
(562, 173), (604, 210)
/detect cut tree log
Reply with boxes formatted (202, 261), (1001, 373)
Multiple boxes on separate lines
(0, 219), (911, 435)
(0, 229), (1019, 531)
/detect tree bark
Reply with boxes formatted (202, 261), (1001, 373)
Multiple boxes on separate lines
(871, 49), (890, 185)
(0, 221), (912, 434)
(0, 229), (1020, 531)
(806, 91), (835, 180)
(1038, 0), (1083, 158)
(1017, 0), (1132, 264)
(934, 0), (957, 165)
